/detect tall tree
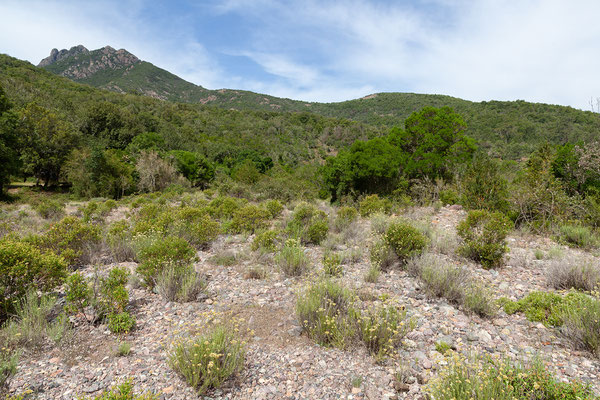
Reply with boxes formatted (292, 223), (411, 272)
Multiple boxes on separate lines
(0, 85), (19, 194)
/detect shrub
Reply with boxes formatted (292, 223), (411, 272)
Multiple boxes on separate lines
(356, 304), (413, 359)
(546, 260), (600, 292)
(370, 212), (390, 235)
(428, 354), (597, 400)
(383, 221), (428, 265)
(81, 380), (158, 399)
(359, 194), (391, 217)
(251, 230), (278, 252)
(39, 216), (101, 267)
(97, 267), (130, 319)
(107, 312), (136, 334)
(439, 189), (459, 206)
(457, 210), (513, 269)
(276, 239), (310, 277)
(265, 199), (284, 218)
(556, 223), (599, 249)
(334, 206), (358, 232)
(0, 239), (67, 318)
(106, 220), (136, 262)
(501, 290), (590, 327)
(369, 238), (398, 271)
(156, 263), (206, 302)
(463, 285), (497, 318)
(35, 200), (64, 219)
(322, 252), (343, 277)
(296, 279), (356, 348)
(364, 264), (380, 283)
(244, 266), (268, 280)
(117, 341), (131, 357)
(168, 326), (245, 394)
(0, 346), (18, 389)
(207, 196), (244, 220)
(172, 208), (220, 249)
(287, 202), (329, 245)
(65, 272), (92, 316)
(228, 204), (270, 234)
(2, 290), (70, 348)
(136, 237), (196, 288)
(562, 292), (600, 356)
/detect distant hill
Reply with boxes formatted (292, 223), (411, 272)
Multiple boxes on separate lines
(34, 46), (600, 158)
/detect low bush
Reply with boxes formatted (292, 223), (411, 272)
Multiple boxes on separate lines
(334, 206), (358, 232)
(244, 265), (268, 280)
(251, 230), (279, 253)
(171, 207), (220, 250)
(370, 212), (391, 235)
(106, 220), (136, 262)
(265, 199), (284, 218)
(457, 210), (513, 269)
(81, 379), (158, 399)
(359, 194), (391, 217)
(156, 263), (206, 302)
(356, 304), (413, 359)
(369, 238), (398, 271)
(35, 200), (65, 219)
(39, 216), (102, 267)
(287, 202), (329, 245)
(562, 291), (600, 356)
(168, 326), (245, 394)
(364, 264), (380, 283)
(383, 221), (428, 265)
(322, 252), (343, 277)
(0, 238), (67, 319)
(65, 272), (92, 317)
(276, 239), (310, 277)
(0, 346), (18, 389)
(501, 290), (589, 327)
(136, 236), (196, 288)
(107, 312), (136, 335)
(546, 259), (600, 292)
(207, 196), (246, 220)
(296, 279), (356, 348)
(439, 189), (459, 206)
(428, 353), (597, 400)
(228, 204), (270, 234)
(556, 223), (599, 249)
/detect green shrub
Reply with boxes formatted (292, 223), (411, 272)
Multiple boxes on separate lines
(562, 292), (600, 356)
(117, 341), (131, 357)
(251, 230), (279, 252)
(65, 272), (92, 316)
(439, 189), (459, 206)
(228, 204), (270, 234)
(97, 267), (130, 319)
(296, 279), (356, 348)
(370, 212), (391, 235)
(107, 312), (136, 334)
(265, 199), (284, 218)
(136, 237), (196, 288)
(501, 290), (589, 327)
(107, 220), (136, 262)
(428, 354), (597, 400)
(364, 264), (380, 283)
(383, 221), (428, 265)
(463, 285), (497, 318)
(369, 237), (399, 271)
(39, 216), (101, 267)
(171, 207), (220, 249)
(35, 200), (65, 219)
(457, 210), (513, 269)
(275, 239), (310, 276)
(0, 239), (67, 318)
(556, 223), (599, 249)
(287, 202), (329, 245)
(207, 196), (245, 219)
(156, 263), (206, 302)
(334, 206), (358, 232)
(359, 194), (391, 217)
(322, 252), (343, 277)
(81, 379), (158, 399)
(168, 326), (245, 395)
(0, 346), (18, 389)
(356, 304), (413, 359)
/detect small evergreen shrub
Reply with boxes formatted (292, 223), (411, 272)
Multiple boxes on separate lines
(171, 207), (220, 249)
(556, 223), (599, 249)
(168, 326), (245, 394)
(364, 264), (380, 283)
(207, 196), (245, 220)
(0, 346), (18, 389)
(136, 236), (196, 288)
(39, 216), (101, 267)
(306, 219), (329, 244)
(81, 380), (158, 399)
(156, 263), (206, 302)
(65, 272), (92, 316)
(228, 204), (270, 234)
(265, 199), (284, 218)
(35, 200), (65, 219)
(322, 252), (343, 277)
(0, 238), (67, 318)
(439, 189), (459, 206)
(428, 354), (597, 400)
(107, 220), (136, 262)
(369, 237), (399, 271)
(276, 239), (310, 276)
(287, 202), (329, 245)
(251, 230), (279, 252)
(501, 290), (587, 327)
(562, 291), (600, 356)
(356, 304), (413, 359)
(334, 206), (358, 232)
(97, 267), (130, 319)
(359, 194), (391, 217)
(296, 279), (356, 348)
(107, 312), (136, 334)
(383, 221), (428, 265)
(457, 210), (513, 269)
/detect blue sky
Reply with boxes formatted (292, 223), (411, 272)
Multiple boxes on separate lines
(1, 0), (600, 110)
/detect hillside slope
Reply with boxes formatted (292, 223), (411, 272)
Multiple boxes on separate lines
(39, 46), (600, 159)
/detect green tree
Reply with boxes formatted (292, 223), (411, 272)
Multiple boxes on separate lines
(390, 106), (476, 180)
(168, 150), (215, 188)
(0, 85), (19, 194)
(18, 103), (79, 187)
(460, 154), (509, 212)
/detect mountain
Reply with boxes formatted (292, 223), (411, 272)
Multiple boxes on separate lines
(35, 46), (600, 159)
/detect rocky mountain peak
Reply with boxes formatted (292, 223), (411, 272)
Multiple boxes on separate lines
(38, 45), (89, 67)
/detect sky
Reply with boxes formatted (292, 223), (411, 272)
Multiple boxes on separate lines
(1, 0), (600, 110)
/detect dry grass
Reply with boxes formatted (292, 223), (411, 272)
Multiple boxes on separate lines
(546, 258), (600, 292)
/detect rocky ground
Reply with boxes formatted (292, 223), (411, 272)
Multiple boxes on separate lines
(7, 205), (600, 399)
